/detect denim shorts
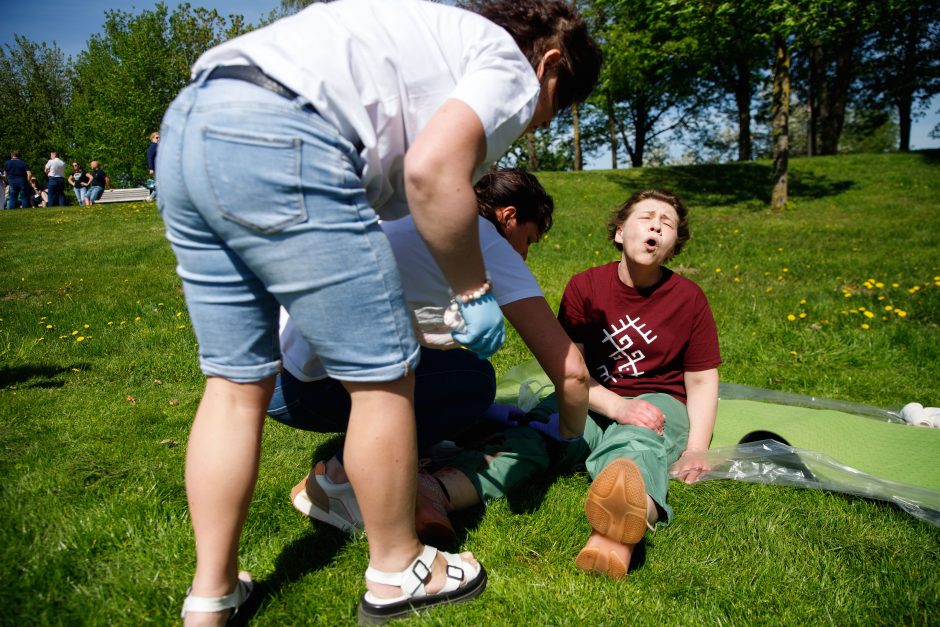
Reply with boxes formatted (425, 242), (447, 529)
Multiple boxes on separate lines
(86, 186), (103, 201)
(156, 74), (419, 383)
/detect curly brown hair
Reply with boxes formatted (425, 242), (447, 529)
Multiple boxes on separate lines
(607, 189), (691, 257)
(470, 0), (602, 111)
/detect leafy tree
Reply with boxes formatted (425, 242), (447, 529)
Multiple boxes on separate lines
(0, 36), (71, 181)
(592, 0), (708, 168)
(68, 3), (245, 185)
(857, 0), (940, 152)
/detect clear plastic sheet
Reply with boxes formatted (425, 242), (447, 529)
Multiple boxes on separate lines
(669, 440), (940, 528)
(718, 382), (904, 423)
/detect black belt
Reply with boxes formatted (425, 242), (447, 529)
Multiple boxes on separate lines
(205, 65), (300, 101)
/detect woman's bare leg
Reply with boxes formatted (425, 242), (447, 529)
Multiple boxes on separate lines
(184, 376), (273, 626)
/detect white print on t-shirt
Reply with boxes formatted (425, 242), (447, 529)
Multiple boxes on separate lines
(596, 314), (659, 382)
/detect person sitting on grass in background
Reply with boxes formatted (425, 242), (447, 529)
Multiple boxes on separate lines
(416, 188), (720, 579)
(83, 161), (111, 206)
(268, 167), (589, 547)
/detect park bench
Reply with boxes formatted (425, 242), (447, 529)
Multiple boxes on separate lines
(96, 187), (152, 204)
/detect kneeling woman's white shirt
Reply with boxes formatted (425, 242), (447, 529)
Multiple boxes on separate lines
(280, 216), (542, 382)
(192, 0), (540, 221)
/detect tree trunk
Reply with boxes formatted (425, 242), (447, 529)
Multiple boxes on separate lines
(807, 43), (823, 156)
(734, 59), (753, 161)
(527, 132), (538, 171)
(818, 33), (856, 155)
(607, 92), (618, 169)
(771, 34), (790, 211)
(897, 3), (921, 152)
(572, 103), (582, 171)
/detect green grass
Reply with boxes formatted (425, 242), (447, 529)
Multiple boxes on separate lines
(1, 152), (939, 625)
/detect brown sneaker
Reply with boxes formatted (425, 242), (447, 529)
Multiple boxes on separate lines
(583, 458), (649, 545)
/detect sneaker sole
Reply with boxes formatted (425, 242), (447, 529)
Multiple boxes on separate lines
(290, 475), (361, 534)
(583, 458), (648, 545)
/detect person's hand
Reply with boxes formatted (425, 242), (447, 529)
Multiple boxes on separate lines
(672, 449), (710, 484)
(481, 403), (526, 428)
(607, 398), (665, 435)
(525, 412), (582, 443)
(450, 293), (505, 359)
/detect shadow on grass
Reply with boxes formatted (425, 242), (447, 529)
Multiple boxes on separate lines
(601, 162), (855, 208)
(918, 148), (940, 164)
(0, 362), (89, 389)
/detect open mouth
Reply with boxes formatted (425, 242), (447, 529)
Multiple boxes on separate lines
(645, 237), (659, 251)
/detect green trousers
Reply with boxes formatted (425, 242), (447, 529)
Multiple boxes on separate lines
(447, 392), (689, 523)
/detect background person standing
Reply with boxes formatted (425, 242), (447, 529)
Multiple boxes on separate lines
(44, 151), (66, 206)
(3, 151), (31, 209)
(146, 131), (159, 201)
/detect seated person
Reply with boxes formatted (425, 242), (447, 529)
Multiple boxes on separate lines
(421, 189), (720, 578)
(267, 168), (588, 545)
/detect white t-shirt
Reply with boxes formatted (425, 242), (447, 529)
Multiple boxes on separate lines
(280, 216), (542, 381)
(45, 158), (65, 178)
(193, 0), (540, 221)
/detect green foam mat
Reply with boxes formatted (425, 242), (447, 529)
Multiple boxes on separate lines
(493, 360), (940, 492)
(712, 399), (940, 492)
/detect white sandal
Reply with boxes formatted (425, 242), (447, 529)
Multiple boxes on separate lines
(181, 572), (254, 623)
(290, 461), (363, 534)
(357, 545), (486, 624)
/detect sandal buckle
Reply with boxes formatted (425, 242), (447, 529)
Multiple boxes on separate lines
(446, 564), (464, 581)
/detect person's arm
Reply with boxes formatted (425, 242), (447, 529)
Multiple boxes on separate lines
(673, 367), (719, 483)
(404, 98), (486, 295)
(105, 174), (112, 189)
(501, 297), (588, 439)
(584, 369), (666, 434)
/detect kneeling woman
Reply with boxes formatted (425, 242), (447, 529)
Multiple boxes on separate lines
(268, 168), (589, 543)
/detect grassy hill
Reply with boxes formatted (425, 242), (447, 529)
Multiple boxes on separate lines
(1, 151), (938, 624)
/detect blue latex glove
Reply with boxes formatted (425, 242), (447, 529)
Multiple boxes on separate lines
(525, 412), (582, 443)
(481, 403), (527, 427)
(450, 293), (505, 359)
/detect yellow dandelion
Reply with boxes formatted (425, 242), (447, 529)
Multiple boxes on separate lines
(843, 292), (852, 298)
(861, 324), (870, 330)
(71, 368), (80, 373)
(787, 314), (796, 321)
(877, 295), (886, 301)
(783, 268), (789, 273)
(71, 330), (78, 335)
(799, 299), (806, 305)
(875, 282), (885, 288)
(864, 311), (874, 319)
(766, 287), (773, 293)
(715, 267), (721, 273)
(790, 351), (798, 356)
(595, 250), (600, 256)
(45, 324), (53, 329)
(885, 305), (894, 312)
(76, 336), (85, 342)
(176, 312), (183, 318)
(895, 309), (907, 318)
(799, 313), (807, 319)
(734, 277), (741, 283)
(83, 324), (90, 329)
(859, 306), (867, 311)
(135, 316), (141, 321)
(108, 321), (114, 325)
(892, 282), (900, 288)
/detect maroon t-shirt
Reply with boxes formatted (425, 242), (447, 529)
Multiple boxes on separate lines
(559, 262), (721, 404)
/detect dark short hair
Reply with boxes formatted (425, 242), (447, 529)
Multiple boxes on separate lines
(472, 0), (602, 111)
(607, 189), (691, 257)
(475, 168), (554, 236)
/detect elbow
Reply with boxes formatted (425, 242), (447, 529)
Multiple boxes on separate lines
(562, 350), (589, 391)
(403, 151), (438, 209)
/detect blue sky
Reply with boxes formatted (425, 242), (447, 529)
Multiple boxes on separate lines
(4, 0), (937, 161)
